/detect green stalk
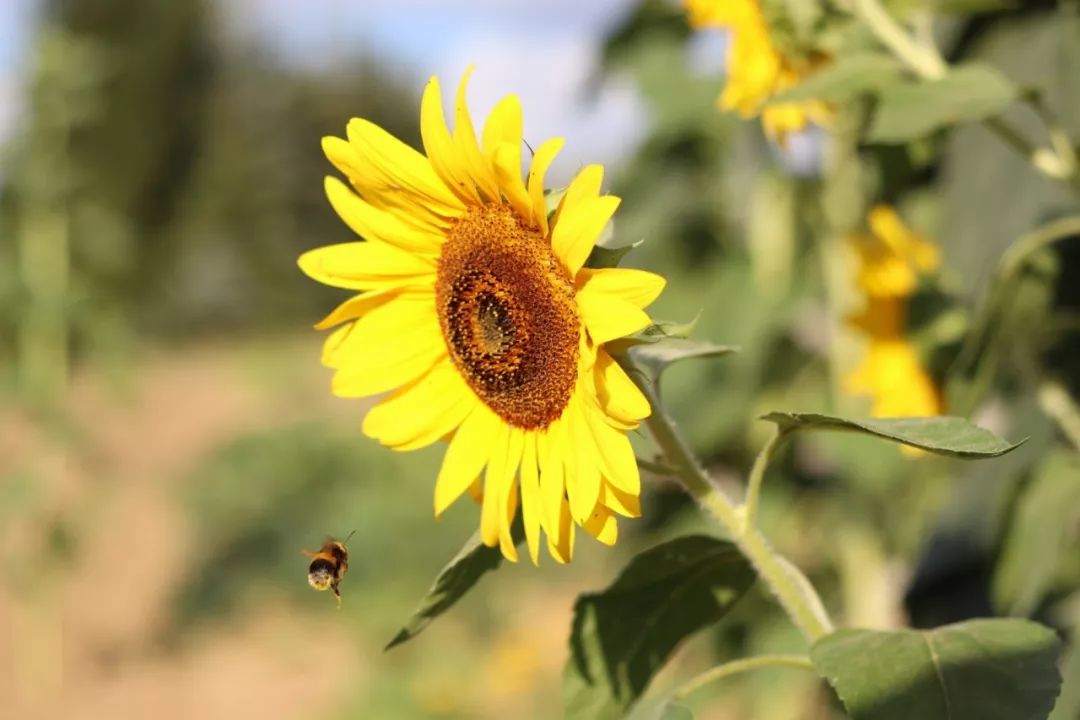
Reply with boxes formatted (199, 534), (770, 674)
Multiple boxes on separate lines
(743, 426), (790, 529)
(623, 358), (834, 642)
(673, 654), (815, 700)
(850, 0), (1079, 191)
(850, 0), (946, 79)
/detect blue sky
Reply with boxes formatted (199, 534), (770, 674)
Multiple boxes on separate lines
(0, 1), (823, 179)
(222, 0), (648, 182)
(0, 0), (35, 142)
(0, 0), (650, 182)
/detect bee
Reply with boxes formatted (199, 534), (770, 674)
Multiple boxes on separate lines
(303, 530), (355, 605)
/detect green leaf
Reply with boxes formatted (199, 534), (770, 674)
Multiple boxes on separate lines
(658, 702), (694, 720)
(812, 619), (1062, 720)
(641, 315), (701, 341)
(385, 530), (507, 650)
(760, 412), (1024, 458)
(563, 536), (755, 719)
(608, 314), (704, 353)
(931, 0), (1017, 14)
(868, 64), (1018, 143)
(1050, 615), (1080, 720)
(631, 339), (739, 382)
(771, 52), (904, 104)
(587, 238), (643, 269)
(993, 451), (1080, 616)
(605, 315), (708, 355)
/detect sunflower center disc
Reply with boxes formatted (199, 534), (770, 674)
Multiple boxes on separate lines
(437, 205), (579, 430)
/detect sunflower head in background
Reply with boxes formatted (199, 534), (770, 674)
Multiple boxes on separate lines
(299, 69), (666, 564)
(845, 204), (943, 423)
(684, 0), (832, 143)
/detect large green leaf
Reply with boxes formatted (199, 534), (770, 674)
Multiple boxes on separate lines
(868, 64), (1018, 143)
(564, 535), (755, 719)
(993, 451), (1080, 616)
(1050, 617), (1080, 720)
(812, 619), (1061, 720)
(385, 530), (508, 650)
(771, 52), (903, 104)
(760, 412), (1024, 458)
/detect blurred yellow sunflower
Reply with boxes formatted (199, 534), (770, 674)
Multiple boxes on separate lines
(845, 205), (942, 420)
(299, 69), (665, 564)
(853, 205), (940, 299)
(685, 0), (830, 142)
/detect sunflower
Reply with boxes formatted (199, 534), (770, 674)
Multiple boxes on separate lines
(299, 69), (665, 564)
(844, 205), (942, 421)
(684, 0), (831, 142)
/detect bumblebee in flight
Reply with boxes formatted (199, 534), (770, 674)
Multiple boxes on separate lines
(303, 530), (354, 605)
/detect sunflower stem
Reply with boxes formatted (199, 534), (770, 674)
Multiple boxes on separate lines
(743, 426), (791, 531)
(672, 654), (815, 700)
(849, 0), (1080, 191)
(635, 456), (680, 477)
(619, 355), (834, 642)
(849, 0), (946, 80)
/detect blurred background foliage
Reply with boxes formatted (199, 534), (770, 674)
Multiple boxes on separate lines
(1, 0), (1079, 718)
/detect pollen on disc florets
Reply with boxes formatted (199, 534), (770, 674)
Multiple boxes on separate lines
(436, 205), (580, 430)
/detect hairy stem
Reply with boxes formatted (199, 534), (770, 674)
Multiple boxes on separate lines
(620, 357), (834, 642)
(673, 654), (815, 700)
(744, 426), (791, 530)
(850, 0), (946, 79)
(636, 456), (680, 477)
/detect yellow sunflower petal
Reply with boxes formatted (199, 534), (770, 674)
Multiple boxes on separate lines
(329, 295), (445, 395)
(583, 403), (640, 496)
(553, 164), (602, 229)
(481, 94), (530, 215)
(453, 67), (501, 202)
(577, 280), (652, 344)
(330, 292), (439, 364)
(493, 144), (533, 221)
(434, 405), (499, 516)
(501, 479), (521, 561)
(582, 506), (618, 546)
(575, 267), (666, 309)
(313, 287), (404, 330)
(551, 195), (620, 276)
(496, 428), (525, 562)
(526, 137), (564, 234)
(594, 349), (652, 425)
(601, 484), (641, 518)
(547, 497), (575, 564)
(519, 434), (542, 566)
(344, 118), (463, 214)
(324, 176), (443, 254)
(298, 241), (435, 290)
(537, 418), (566, 544)
(480, 421), (511, 548)
(362, 361), (478, 451)
(466, 477), (484, 504)
(331, 338), (444, 398)
(564, 396), (602, 524)
(420, 75), (480, 204)
(482, 94), (522, 158)
(320, 323), (354, 368)
(323, 136), (457, 231)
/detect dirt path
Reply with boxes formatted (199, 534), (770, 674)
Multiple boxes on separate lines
(0, 338), (366, 720)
